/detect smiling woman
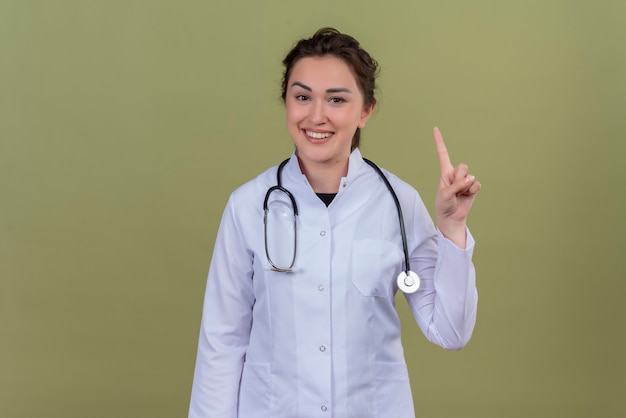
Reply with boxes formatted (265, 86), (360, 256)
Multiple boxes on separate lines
(281, 28), (379, 150)
(285, 56), (375, 192)
(188, 27), (481, 418)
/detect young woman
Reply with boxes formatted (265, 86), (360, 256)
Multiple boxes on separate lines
(189, 27), (481, 418)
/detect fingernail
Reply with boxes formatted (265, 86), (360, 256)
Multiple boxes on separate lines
(465, 175), (475, 183)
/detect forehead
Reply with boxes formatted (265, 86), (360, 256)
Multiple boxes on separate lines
(288, 56), (359, 89)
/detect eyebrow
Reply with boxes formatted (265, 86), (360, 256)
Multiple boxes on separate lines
(291, 81), (353, 94)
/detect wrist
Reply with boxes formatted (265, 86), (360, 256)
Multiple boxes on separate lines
(437, 220), (467, 249)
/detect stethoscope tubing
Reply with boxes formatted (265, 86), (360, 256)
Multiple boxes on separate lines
(362, 158), (412, 276)
(263, 159), (298, 272)
(262, 157), (419, 292)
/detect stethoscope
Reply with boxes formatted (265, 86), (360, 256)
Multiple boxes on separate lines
(263, 158), (420, 294)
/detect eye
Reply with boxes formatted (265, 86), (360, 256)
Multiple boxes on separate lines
(295, 94), (309, 101)
(329, 97), (346, 104)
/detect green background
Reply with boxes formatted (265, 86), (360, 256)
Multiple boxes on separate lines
(2, 0), (624, 417)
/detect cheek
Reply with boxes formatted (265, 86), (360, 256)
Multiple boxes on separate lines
(344, 109), (367, 129)
(285, 103), (302, 124)
(285, 106), (304, 138)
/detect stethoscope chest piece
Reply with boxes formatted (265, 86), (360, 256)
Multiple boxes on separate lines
(397, 270), (420, 293)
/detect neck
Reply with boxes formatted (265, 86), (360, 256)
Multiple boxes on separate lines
(297, 156), (349, 193)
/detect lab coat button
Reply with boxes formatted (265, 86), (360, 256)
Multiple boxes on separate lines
(321, 405), (328, 412)
(320, 230), (326, 236)
(317, 285), (324, 291)
(319, 345), (326, 352)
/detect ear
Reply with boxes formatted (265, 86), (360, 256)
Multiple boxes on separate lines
(358, 103), (376, 129)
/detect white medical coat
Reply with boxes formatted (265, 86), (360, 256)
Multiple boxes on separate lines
(189, 149), (478, 418)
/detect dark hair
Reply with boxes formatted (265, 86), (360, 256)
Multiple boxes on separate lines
(281, 27), (379, 149)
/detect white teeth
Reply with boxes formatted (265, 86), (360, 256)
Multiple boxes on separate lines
(306, 131), (332, 139)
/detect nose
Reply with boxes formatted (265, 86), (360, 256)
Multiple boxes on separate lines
(309, 100), (327, 124)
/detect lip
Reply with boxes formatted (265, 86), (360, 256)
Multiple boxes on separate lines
(302, 129), (334, 143)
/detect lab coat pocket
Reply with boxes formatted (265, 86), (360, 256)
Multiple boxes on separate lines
(238, 362), (271, 416)
(352, 239), (403, 298)
(374, 362), (415, 418)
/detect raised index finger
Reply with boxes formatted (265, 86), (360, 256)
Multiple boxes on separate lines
(433, 127), (453, 174)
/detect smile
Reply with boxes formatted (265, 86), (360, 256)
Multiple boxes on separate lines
(305, 130), (333, 139)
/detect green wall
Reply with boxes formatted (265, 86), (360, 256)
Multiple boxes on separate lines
(2, 1), (624, 417)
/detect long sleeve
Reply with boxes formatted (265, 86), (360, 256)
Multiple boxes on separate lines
(406, 225), (478, 350)
(188, 195), (255, 418)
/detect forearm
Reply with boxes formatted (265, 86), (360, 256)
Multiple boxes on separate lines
(408, 228), (478, 349)
(431, 229), (477, 347)
(436, 219), (468, 249)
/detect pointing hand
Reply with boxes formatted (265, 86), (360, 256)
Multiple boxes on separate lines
(433, 127), (481, 247)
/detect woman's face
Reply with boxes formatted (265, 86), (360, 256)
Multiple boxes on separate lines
(285, 56), (374, 170)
